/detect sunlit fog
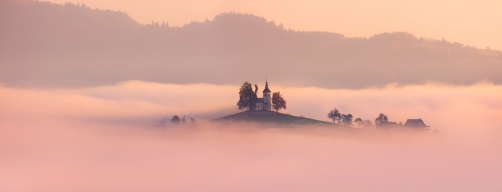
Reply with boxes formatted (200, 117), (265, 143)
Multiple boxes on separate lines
(1, 81), (501, 191)
(2, 1), (501, 191)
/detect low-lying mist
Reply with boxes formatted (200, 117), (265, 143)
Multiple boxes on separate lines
(1, 81), (501, 191)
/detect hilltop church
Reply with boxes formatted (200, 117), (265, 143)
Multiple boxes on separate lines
(255, 81), (272, 111)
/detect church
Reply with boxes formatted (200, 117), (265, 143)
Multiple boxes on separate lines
(255, 81), (272, 111)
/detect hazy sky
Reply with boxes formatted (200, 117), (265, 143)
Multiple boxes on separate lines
(47, 0), (502, 50)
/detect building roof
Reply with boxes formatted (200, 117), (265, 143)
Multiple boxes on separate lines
(404, 119), (429, 127)
(256, 98), (264, 103)
(263, 81), (271, 92)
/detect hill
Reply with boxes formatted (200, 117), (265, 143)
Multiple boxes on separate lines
(1, 0), (501, 89)
(213, 111), (334, 126)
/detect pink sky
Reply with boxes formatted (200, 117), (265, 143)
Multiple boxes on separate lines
(47, 0), (502, 50)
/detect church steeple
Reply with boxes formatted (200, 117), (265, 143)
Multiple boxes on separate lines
(263, 79), (271, 93)
(262, 79), (272, 111)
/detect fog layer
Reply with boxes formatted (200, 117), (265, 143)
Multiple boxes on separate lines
(1, 81), (501, 191)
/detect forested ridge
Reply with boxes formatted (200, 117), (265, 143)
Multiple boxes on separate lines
(1, 0), (501, 88)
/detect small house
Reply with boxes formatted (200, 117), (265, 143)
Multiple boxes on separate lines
(404, 119), (430, 129)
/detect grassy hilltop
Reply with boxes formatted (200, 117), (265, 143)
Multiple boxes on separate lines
(213, 110), (334, 126)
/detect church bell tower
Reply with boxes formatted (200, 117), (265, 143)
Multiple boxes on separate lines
(262, 80), (272, 111)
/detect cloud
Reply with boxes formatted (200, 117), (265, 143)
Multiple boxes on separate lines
(0, 81), (501, 191)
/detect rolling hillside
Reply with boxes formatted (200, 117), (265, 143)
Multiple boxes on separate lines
(1, 0), (501, 89)
(213, 111), (335, 126)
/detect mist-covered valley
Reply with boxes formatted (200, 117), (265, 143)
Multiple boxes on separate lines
(2, 0), (502, 191)
(1, 81), (501, 191)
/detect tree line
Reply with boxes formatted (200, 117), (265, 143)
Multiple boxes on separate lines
(328, 108), (403, 128)
(156, 115), (196, 127)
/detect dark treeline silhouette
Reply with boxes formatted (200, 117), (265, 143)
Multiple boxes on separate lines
(156, 115), (196, 127)
(327, 108), (353, 125)
(329, 110), (421, 129)
(1, 0), (501, 88)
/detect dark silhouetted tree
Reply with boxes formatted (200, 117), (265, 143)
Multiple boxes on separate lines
(341, 114), (353, 125)
(170, 115), (180, 124)
(272, 92), (287, 112)
(375, 113), (388, 125)
(355, 118), (363, 128)
(190, 117), (196, 124)
(237, 82), (257, 111)
(328, 108), (342, 124)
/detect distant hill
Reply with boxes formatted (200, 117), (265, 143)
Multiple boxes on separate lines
(1, 0), (501, 88)
(214, 111), (334, 126)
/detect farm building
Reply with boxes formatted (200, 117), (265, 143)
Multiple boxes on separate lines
(404, 119), (430, 129)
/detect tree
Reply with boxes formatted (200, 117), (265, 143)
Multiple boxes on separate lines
(341, 113), (353, 125)
(328, 108), (342, 124)
(363, 120), (373, 128)
(355, 118), (363, 128)
(170, 115), (180, 124)
(272, 92), (287, 112)
(398, 121), (403, 126)
(190, 117), (196, 124)
(375, 113), (388, 125)
(237, 82), (257, 111)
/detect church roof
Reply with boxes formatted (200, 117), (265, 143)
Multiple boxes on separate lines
(256, 98), (264, 103)
(263, 81), (271, 92)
